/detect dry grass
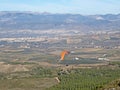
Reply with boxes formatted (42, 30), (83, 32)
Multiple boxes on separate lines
(0, 63), (30, 73)
(0, 78), (57, 90)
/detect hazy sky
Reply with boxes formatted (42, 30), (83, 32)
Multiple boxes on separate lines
(0, 0), (120, 15)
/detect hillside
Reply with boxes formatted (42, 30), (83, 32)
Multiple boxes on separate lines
(0, 11), (120, 31)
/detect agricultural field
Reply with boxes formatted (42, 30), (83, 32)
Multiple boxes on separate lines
(0, 47), (120, 90)
(48, 67), (120, 90)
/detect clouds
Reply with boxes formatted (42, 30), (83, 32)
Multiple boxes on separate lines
(0, 0), (120, 14)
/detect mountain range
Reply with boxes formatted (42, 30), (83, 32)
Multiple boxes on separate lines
(0, 11), (120, 31)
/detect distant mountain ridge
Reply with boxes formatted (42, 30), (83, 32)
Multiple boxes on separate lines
(0, 11), (120, 31)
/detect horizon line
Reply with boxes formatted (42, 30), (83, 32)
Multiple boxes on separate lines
(0, 10), (120, 16)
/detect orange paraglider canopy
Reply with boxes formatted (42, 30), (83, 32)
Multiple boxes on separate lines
(60, 50), (70, 61)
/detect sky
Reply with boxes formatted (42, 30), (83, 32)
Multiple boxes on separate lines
(0, 0), (120, 15)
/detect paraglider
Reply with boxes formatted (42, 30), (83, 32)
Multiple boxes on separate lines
(60, 50), (70, 61)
